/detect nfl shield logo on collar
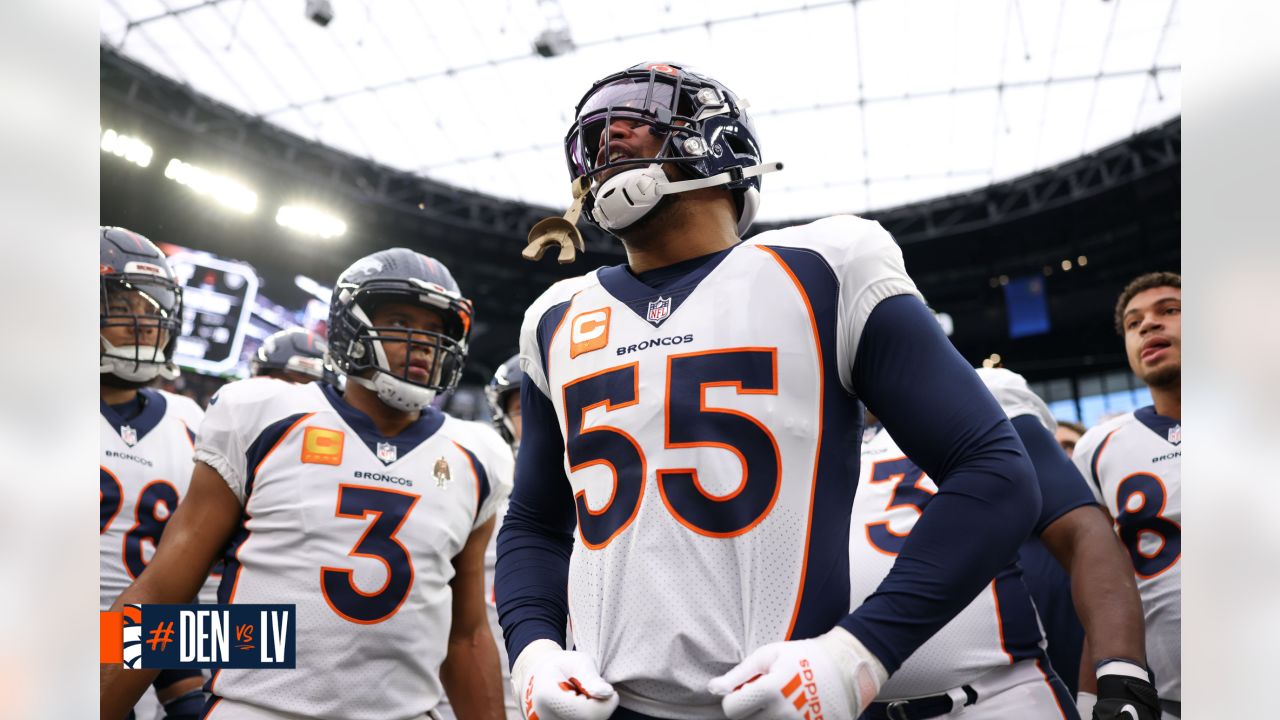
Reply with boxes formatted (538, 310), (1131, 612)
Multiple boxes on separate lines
(120, 425), (138, 447)
(646, 296), (672, 324)
(1168, 424), (1181, 444)
(376, 442), (397, 464)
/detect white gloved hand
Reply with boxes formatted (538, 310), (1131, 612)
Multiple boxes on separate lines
(707, 627), (887, 720)
(510, 639), (619, 720)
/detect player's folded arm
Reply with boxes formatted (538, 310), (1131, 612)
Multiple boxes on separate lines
(494, 380), (578, 664)
(840, 294), (1042, 673)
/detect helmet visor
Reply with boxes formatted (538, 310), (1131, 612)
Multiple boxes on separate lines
(569, 78), (691, 179)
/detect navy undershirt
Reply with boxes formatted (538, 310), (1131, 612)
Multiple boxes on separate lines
(108, 393), (147, 421)
(630, 245), (734, 291)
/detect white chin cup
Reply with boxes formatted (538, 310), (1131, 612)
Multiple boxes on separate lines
(100, 342), (178, 382)
(350, 373), (437, 413)
(589, 161), (780, 233)
(355, 335), (437, 412)
(590, 164), (668, 231)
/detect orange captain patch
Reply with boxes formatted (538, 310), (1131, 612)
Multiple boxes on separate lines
(301, 427), (345, 465)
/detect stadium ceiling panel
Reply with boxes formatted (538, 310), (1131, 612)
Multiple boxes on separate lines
(100, 0), (1180, 222)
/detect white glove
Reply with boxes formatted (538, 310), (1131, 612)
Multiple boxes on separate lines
(707, 627), (887, 720)
(1077, 691), (1098, 717)
(510, 639), (619, 720)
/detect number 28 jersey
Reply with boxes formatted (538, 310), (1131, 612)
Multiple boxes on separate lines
(1072, 407), (1181, 702)
(519, 215), (921, 717)
(100, 388), (204, 611)
(195, 378), (512, 720)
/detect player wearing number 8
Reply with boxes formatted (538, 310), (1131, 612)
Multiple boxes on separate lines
(101, 248), (513, 720)
(496, 62), (1042, 720)
(1072, 272), (1182, 720)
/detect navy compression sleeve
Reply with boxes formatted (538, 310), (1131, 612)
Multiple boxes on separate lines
(494, 381), (577, 665)
(1011, 414), (1098, 534)
(838, 294), (1042, 673)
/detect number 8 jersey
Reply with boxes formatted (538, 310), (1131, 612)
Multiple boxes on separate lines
(1072, 407), (1181, 703)
(100, 388), (205, 611)
(195, 377), (512, 720)
(518, 215), (921, 717)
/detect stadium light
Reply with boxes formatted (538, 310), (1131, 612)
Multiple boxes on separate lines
(164, 158), (258, 214)
(100, 128), (153, 168)
(276, 205), (347, 239)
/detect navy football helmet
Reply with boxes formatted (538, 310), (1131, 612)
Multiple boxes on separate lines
(251, 328), (330, 383)
(328, 248), (473, 412)
(564, 62), (780, 234)
(100, 226), (183, 385)
(484, 354), (524, 449)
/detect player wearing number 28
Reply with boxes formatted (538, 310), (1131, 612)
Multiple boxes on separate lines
(101, 248), (512, 720)
(1072, 272), (1182, 720)
(100, 226), (209, 719)
(495, 62), (1042, 720)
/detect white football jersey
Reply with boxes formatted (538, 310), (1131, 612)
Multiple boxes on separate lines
(851, 369), (1057, 699)
(519, 215), (921, 718)
(195, 378), (512, 720)
(100, 388), (205, 610)
(438, 422), (522, 720)
(1073, 407), (1181, 702)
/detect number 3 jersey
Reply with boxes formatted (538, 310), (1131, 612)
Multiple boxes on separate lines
(1072, 407), (1181, 702)
(100, 388), (205, 611)
(518, 215), (921, 717)
(194, 378), (512, 720)
(850, 368), (1084, 700)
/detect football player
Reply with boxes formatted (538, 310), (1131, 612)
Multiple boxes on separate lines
(852, 368), (1151, 719)
(495, 62), (1042, 720)
(439, 354), (527, 720)
(101, 248), (512, 720)
(99, 226), (207, 720)
(1073, 272), (1181, 720)
(1056, 421), (1087, 457)
(249, 327), (330, 384)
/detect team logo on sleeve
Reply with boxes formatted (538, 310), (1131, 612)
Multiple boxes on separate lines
(646, 296), (672, 324)
(301, 427), (345, 465)
(570, 308), (611, 358)
(120, 425), (138, 447)
(376, 441), (398, 464)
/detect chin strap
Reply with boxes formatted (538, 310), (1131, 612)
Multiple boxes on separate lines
(656, 161), (783, 195)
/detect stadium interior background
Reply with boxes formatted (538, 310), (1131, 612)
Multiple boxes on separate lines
(99, 2), (1180, 427)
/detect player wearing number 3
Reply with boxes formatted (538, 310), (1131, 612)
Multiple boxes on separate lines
(495, 62), (1042, 720)
(1073, 272), (1182, 720)
(102, 248), (513, 720)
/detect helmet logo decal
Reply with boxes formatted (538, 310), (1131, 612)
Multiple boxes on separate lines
(646, 63), (678, 75)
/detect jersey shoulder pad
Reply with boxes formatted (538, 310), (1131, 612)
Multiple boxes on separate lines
(1072, 412), (1136, 461)
(747, 214), (898, 261)
(519, 273), (600, 395)
(974, 367), (1056, 432)
(446, 418), (512, 462)
(157, 388), (205, 428)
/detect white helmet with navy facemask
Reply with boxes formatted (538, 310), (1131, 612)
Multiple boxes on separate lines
(99, 226), (183, 386)
(565, 61), (782, 235)
(328, 248), (473, 413)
